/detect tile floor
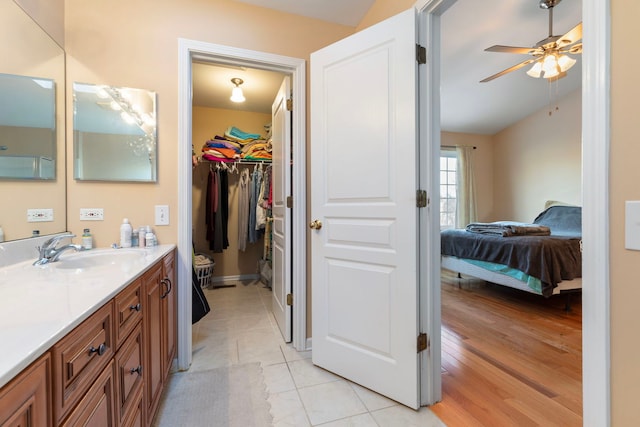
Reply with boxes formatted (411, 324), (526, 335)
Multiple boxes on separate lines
(174, 279), (445, 427)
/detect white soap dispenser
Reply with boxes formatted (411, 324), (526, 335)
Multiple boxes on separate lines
(120, 218), (133, 248)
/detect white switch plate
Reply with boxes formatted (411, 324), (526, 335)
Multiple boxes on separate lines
(625, 201), (640, 250)
(80, 208), (104, 221)
(27, 208), (54, 222)
(155, 205), (169, 226)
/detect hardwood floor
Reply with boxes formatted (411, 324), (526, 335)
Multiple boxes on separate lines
(431, 270), (582, 427)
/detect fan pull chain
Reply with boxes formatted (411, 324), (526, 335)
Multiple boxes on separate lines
(548, 79), (560, 116)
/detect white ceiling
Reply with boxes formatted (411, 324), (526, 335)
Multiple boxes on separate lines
(193, 0), (582, 135)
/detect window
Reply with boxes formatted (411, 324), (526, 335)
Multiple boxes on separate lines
(440, 150), (457, 229)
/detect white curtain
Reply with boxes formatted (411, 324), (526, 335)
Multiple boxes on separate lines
(455, 146), (477, 228)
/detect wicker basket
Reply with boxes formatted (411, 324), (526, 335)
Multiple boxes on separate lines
(194, 255), (215, 289)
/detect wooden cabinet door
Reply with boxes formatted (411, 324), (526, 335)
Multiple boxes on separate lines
(52, 302), (114, 423)
(60, 360), (116, 427)
(0, 354), (51, 427)
(114, 279), (143, 350)
(161, 250), (176, 379)
(115, 324), (144, 427)
(142, 263), (163, 424)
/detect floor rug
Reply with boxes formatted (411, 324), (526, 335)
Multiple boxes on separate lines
(152, 363), (272, 427)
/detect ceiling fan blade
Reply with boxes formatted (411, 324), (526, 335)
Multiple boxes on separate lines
(560, 42), (583, 54)
(480, 58), (536, 83)
(485, 45), (539, 55)
(557, 22), (582, 47)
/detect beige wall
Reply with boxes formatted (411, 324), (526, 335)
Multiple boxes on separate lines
(64, 0), (353, 249)
(441, 132), (495, 222)
(492, 89), (582, 222)
(611, 1), (640, 424)
(15, 0), (65, 46)
(356, 0), (416, 31)
(192, 106), (270, 278)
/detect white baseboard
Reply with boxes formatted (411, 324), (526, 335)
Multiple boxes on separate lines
(306, 337), (312, 351)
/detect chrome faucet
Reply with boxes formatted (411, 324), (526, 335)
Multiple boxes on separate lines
(33, 233), (84, 265)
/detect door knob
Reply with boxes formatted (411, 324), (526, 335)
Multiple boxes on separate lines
(309, 220), (322, 230)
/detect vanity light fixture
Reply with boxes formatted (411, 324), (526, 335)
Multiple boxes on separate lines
(230, 77), (245, 103)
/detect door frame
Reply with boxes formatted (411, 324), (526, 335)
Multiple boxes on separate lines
(176, 39), (308, 370)
(416, 0), (611, 423)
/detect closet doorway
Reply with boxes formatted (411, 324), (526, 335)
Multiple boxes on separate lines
(177, 40), (308, 371)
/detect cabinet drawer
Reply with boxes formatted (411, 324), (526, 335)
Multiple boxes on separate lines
(114, 279), (143, 349)
(115, 323), (143, 426)
(53, 302), (114, 423)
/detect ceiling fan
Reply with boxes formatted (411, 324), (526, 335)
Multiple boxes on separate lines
(480, 0), (582, 83)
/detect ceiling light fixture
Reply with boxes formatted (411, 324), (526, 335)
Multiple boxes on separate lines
(525, 52), (576, 80)
(230, 77), (245, 103)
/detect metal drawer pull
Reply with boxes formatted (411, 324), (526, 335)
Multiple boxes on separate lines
(160, 278), (172, 299)
(89, 343), (107, 356)
(130, 365), (143, 376)
(129, 303), (141, 311)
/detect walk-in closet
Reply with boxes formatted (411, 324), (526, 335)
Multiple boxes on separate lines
(190, 61), (293, 341)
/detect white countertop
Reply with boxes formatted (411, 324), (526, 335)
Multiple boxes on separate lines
(0, 244), (176, 389)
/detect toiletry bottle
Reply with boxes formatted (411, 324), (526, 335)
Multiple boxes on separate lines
(139, 227), (146, 248)
(120, 218), (133, 248)
(82, 228), (93, 249)
(0, 226), (4, 243)
(145, 226), (155, 247)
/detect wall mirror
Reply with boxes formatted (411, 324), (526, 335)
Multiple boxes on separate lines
(0, 0), (66, 241)
(73, 83), (157, 182)
(0, 73), (56, 179)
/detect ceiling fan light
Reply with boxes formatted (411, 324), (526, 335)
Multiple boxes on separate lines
(541, 54), (558, 74)
(557, 54), (576, 72)
(526, 61), (543, 78)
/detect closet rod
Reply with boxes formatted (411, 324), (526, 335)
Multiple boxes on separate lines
(200, 158), (272, 165)
(441, 145), (477, 149)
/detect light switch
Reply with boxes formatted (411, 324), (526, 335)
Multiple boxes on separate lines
(155, 205), (169, 226)
(625, 201), (640, 250)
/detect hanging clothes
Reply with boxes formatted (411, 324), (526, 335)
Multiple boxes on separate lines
(248, 167), (261, 243)
(237, 168), (250, 251)
(206, 168), (229, 253)
(205, 169), (218, 248)
(220, 169), (229, 249)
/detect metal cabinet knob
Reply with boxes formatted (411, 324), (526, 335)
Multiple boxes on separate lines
(89, 343), (107, 356)
(309, 220), (322, 230)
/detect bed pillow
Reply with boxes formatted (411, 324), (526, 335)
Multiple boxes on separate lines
(533, 205), (581, 236)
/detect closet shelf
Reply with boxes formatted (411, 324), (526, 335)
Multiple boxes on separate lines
(199, 157), (271, 165)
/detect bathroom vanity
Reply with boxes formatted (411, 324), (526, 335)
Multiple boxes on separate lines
(0, 244), (176, 427)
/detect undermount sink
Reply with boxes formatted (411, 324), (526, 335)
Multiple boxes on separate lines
(53, 248), (146, 270)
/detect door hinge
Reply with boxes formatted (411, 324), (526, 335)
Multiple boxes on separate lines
(286, 196), (293, 208)
(417, 333), (428, 353)
(286, 98), (293, 111)
(416, 44), (427, 65)
(417, 190), (428, 208)
(286, 293), (293, 306)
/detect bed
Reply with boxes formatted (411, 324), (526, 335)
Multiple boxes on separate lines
(440, 205), (582, 297)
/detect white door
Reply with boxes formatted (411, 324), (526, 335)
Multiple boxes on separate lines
(311, 8), (421, 408)
(271, 76), (292, 342)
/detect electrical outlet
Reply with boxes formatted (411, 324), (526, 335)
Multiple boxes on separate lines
(27, 208), (54, 222)
(155, 205), (169, 226)
(80, 208), (104, 221)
